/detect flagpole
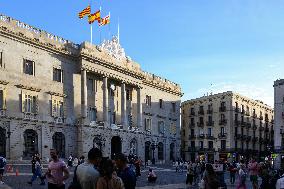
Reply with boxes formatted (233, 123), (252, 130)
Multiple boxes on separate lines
(99, 6), (102, 43)
(108, 12), (111, 39)
(91, 24), (93, 44)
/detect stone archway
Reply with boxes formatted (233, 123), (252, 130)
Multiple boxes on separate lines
(129, 139), (137, 156)
(111, 136), (121, 159)
(0, 128), (6, 157)
(52, 132), (65, 158)
(145, 141), (151, 162)
(170, 143), (175, 161)
(93, 136), (102, 151)
(23, 129), (38, 157)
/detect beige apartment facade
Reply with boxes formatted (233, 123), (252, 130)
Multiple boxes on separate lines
(0, 14), (182, 163)
(181, 91), (274, 162)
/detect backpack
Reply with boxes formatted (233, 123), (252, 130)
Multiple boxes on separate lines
(0, 158), (5, 168)
(68, 166), (82, 189)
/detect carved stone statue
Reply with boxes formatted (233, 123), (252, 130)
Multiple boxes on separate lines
(99, 36), (128, 61)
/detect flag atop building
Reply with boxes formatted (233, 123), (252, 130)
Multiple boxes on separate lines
(78, 5), (91, 19)
(88, 10), (101, 24)
(99, 14), (110, 26)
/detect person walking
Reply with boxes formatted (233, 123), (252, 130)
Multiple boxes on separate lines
(203, 164), (220, 189)
(68, 154), (73, 167)
(28, 156), (45, 186)
(147, 168), (157, 182)
(115, 153), (136, 189)
(248, 158), (259, 189)
(0, 156), (6, 184)
(228, 162), (238, 184)
(76, 148), (102, 189)
(186, 162), (194, 187)
(236, 164), (247, 189)
(96, 159), (124, 189)
(45, 149), (70, 189)
(134, 158), (141, 177)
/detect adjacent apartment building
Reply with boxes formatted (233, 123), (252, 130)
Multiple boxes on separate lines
(274, 79), (284, 168)
(0, 14), (182, 163)
(181, 91), (274, 162)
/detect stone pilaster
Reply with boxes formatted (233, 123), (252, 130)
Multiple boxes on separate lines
(137, 87), (142, 129)
(103, 76), (109, 126)
(81, 69), (87, 119)
(121, 82), (127, 129)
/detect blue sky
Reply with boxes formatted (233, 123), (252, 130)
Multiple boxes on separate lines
(2, 0), (284, 106)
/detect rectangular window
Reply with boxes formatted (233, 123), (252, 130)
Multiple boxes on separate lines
(53, 68), (63, 83)
(87, 78), (95, 92)
(145, 118), (151, 131)
(126, 89), (132, 101)
(0, 90), (3, 109)
(23, 59), (34, 75)
(235, 114), (238, 121)
(112, 112), (116, 124)
(199, 141), (203, 149)
(158, 121), (164, 133)
(89, 107), (97, 121)
(221, 127), (225, 135)
(191, 118), (194, 125)
(24, 94), (37, 113)
(191, 129), (194, 136)
(235, 127), (238, 135)
(208, 128), (212, 136)
(51, 99), (64, 117)
(208, 141), (213, 149)
(221, 140), (226, 149)
(146, 95), (151, 106)
(190, 108), (195, 115)
(159, 99), (163, 109)
(191, 141), (195, 148)
(0, 52), (2, 68)
(199, 117), (204, 124)
(171, 102), (176, 112)
(208, 116), (212, 122)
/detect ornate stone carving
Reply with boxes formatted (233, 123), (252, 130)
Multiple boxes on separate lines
(99, 36), (128, 61)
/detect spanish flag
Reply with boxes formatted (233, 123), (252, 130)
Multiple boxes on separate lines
(99, 14), (110, 26)
(78, 5), (91, 19)
(88, 10), (101, 24)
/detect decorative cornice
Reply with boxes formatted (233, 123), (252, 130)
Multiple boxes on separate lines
(15, 84), (41, 92)
(47, 91), (67, 98)
(0, 80), (8, 85)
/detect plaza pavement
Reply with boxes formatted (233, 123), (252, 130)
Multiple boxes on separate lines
(1, 164), (256, 189)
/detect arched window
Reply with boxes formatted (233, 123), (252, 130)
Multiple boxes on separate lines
(52, 132), (65, 158)
(170, 143), (175, 161)
(24, 129), (38, 157)
(130, 139), (137, 155)
(158, 142), (163, 160)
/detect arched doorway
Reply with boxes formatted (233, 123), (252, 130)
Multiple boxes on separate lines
(145, 141), (151, 162)
(129, 139), (137, 156)
(0, 128), (6, 157)
(170, 143), (175, 161)
(111, 136), (121, 159)
(52, 132), (65, 158)
(158, 142), (164, 160)
(93, 136), (102, 151)
(24, 129), (38, 157)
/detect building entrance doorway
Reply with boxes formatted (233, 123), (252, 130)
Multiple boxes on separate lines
(111, 136), (121, 159)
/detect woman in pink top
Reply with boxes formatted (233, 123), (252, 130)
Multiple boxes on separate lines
(45, 149), (70, 189)
(248, 158), (259, 189)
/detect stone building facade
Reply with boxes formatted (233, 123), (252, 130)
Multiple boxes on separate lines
(273, 79), (284, 168)
(181, 91), (274, 162)
(0, 14), (182, 163)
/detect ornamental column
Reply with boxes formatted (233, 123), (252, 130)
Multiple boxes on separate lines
(137, 87), (142, 129)
(103, 76), (109, 126)
(121, 82), (127, 129)
(81, 69), (87, 119)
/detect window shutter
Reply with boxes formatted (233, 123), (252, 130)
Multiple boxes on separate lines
(51, 99), (57, 117)
(3, 89), (6, 110)
(63, 99), (67, 118)
(35, 95), (39, 114)
(21, 91), (25, 112)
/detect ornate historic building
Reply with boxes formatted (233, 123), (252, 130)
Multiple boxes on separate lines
(274, 79), (284, 168)
(181, 91), (274, 162)
(0, 14), (182, 163)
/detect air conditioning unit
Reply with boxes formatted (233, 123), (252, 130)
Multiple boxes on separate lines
(0, 110), (5, 117)
(56, 117), (63, 124)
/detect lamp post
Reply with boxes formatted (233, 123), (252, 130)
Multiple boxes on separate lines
(151, 142), (158, 165)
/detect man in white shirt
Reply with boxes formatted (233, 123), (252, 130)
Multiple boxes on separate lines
(276, 170), (284, 189)
(76, 148), (102, 189)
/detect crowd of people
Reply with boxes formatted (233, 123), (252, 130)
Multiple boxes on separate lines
(181, 157), (284, 189)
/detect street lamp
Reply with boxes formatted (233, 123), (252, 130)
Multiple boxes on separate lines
(151, 142), (158, 165)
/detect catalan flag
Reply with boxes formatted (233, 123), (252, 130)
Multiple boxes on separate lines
(99, 14), (110, 26)
(88, 10), (101, 24)
(78, 5), (91, 19)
